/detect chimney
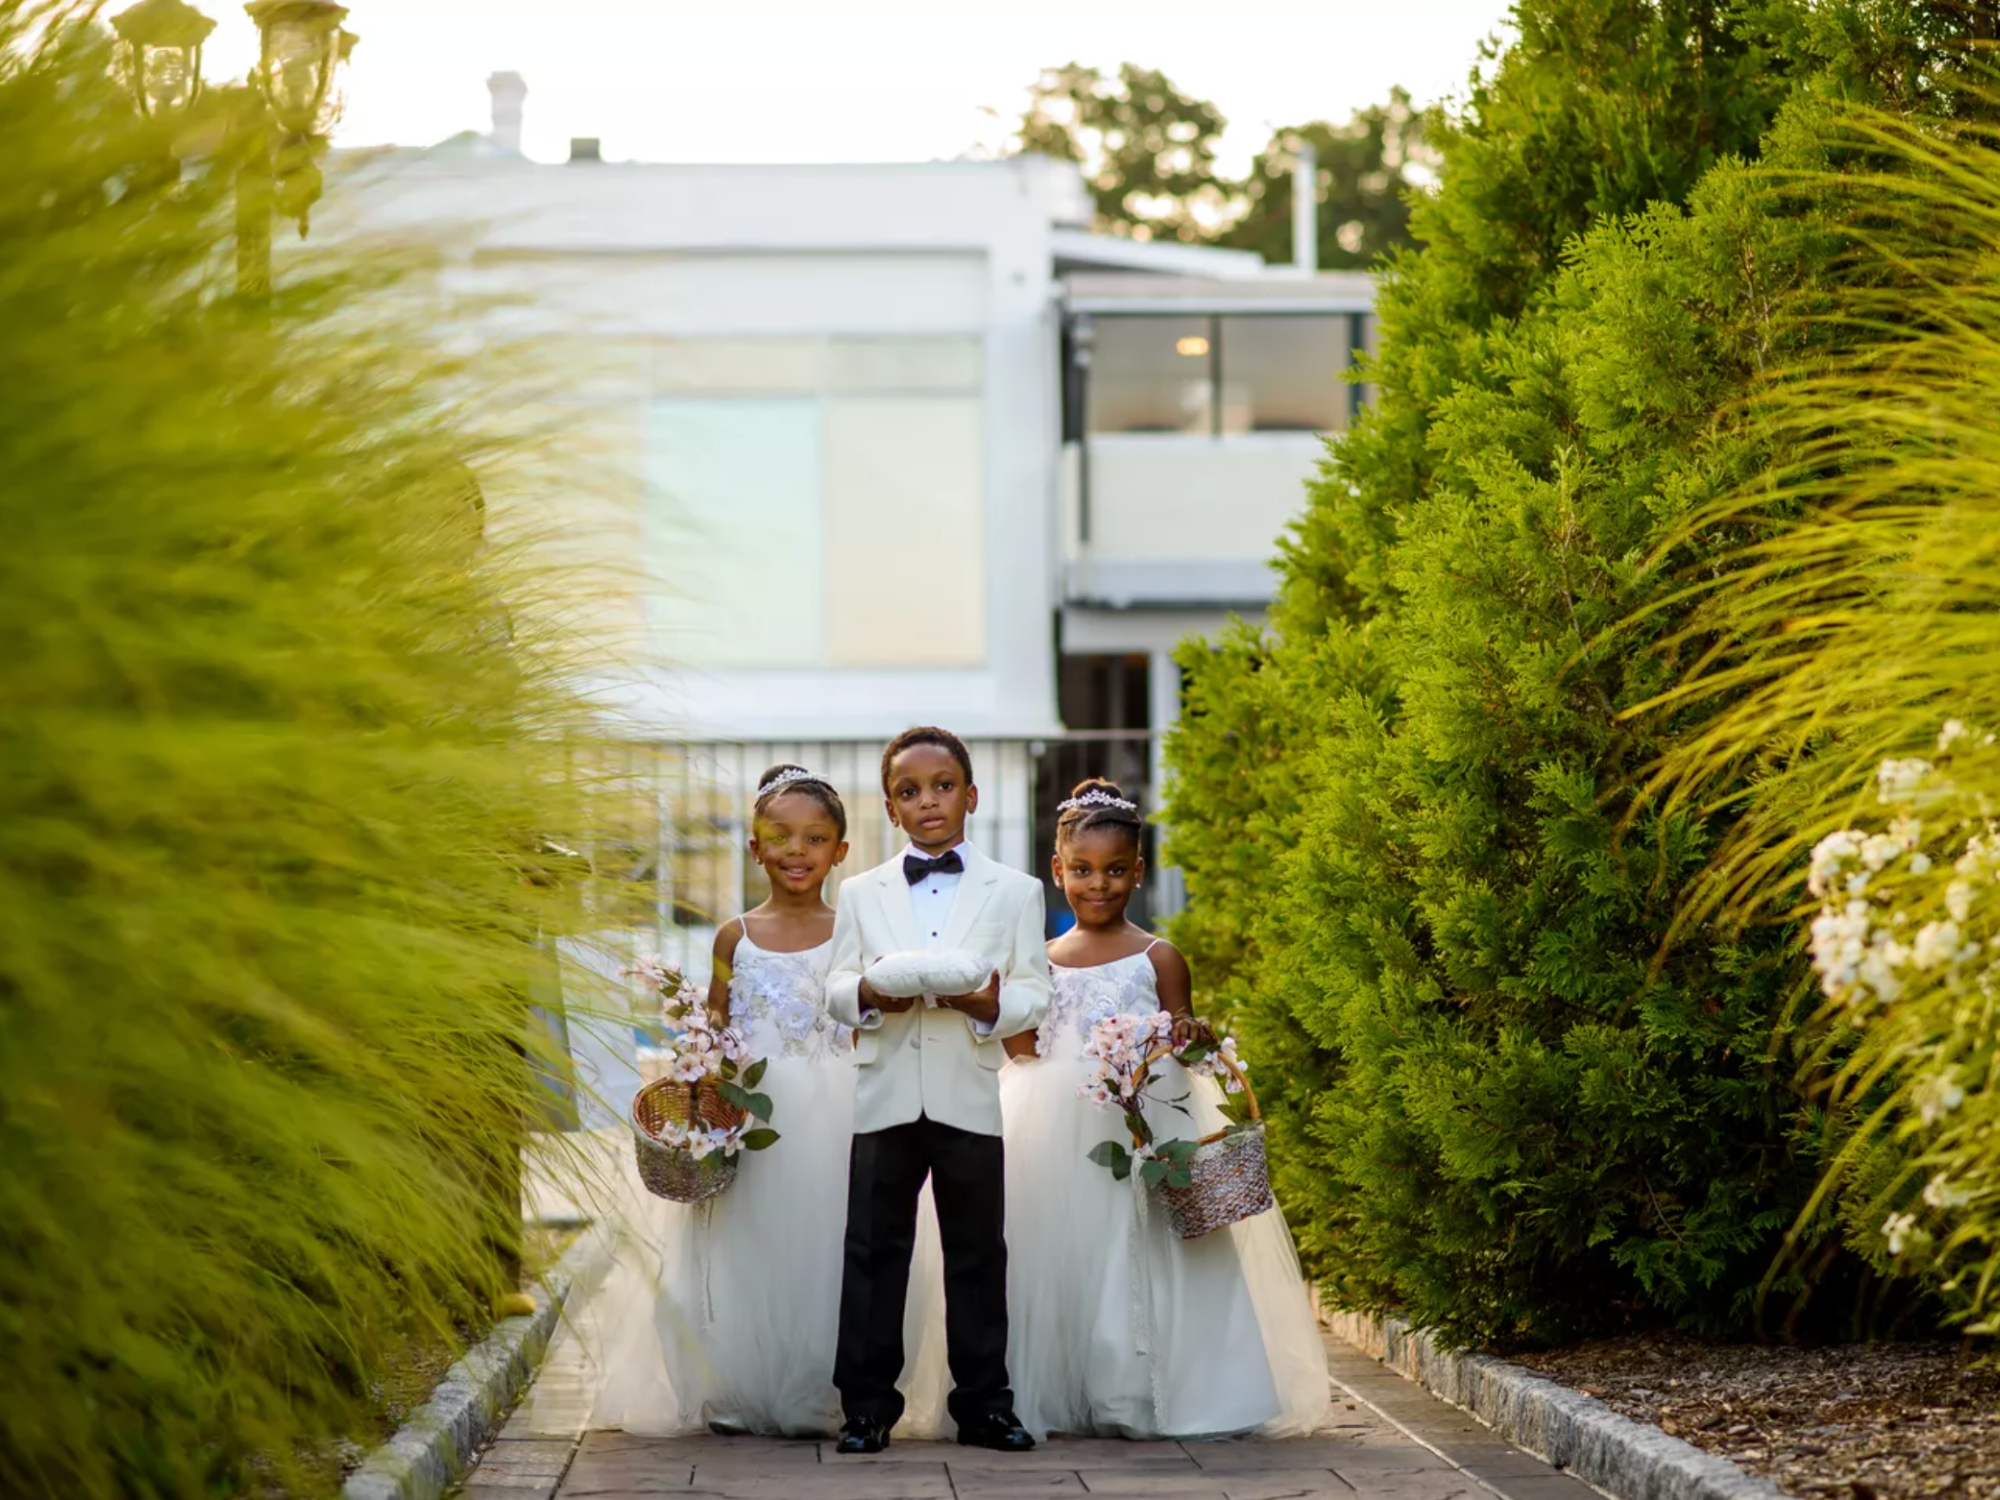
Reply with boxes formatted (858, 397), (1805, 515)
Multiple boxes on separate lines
(1292, 140), (1319, 273)
(568, 137), (602, 164)
(487, 71), (526, 155)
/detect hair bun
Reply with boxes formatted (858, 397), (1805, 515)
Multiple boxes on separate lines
(758, 762), (811, 791)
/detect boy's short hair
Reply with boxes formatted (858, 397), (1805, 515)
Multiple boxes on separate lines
(880, 726), (975, 793)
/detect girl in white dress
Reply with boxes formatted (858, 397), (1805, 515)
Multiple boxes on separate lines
(998, 778), (1330, 1440)
(583, 765), (949, 1438)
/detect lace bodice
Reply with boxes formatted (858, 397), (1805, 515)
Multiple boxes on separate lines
(728, 929), (847, 1061)
(1038, 945), (1162, 1058)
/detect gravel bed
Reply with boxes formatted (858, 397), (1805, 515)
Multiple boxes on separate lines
(1513, 1335), (2000, 1500)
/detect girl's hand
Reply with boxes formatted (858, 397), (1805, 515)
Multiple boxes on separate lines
(1170, 1015), (1216, 1050)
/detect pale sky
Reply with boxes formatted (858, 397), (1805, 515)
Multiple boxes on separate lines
(187, 0), (1516, 172)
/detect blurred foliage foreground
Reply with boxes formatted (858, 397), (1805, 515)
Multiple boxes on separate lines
(0, 6), (616, 1496)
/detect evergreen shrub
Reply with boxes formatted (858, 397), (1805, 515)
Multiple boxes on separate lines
(1163, 0), (1966, 1343)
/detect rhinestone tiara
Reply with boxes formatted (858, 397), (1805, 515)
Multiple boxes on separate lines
(1057, 788), (1139, 813)
(761, 766), (830, 793)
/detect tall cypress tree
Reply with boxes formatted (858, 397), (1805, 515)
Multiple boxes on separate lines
(1164, 0), (1963, 1341)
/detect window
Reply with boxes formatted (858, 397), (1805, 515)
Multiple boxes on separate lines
(1087, 316), (1214, 435)
(1218, 316), (1346, 433)
(1081, 314), (1349, 437)
(642, 336), (986, 669)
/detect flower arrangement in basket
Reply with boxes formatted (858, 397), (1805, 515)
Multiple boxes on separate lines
(626, 958), (779, 1204)
(1079, 1009), (1273, 1239)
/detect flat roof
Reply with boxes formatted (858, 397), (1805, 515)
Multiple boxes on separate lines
(1064, 269), (1376, 314)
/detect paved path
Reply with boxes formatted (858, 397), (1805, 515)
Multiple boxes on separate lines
(459, 1336), (1598, 1500)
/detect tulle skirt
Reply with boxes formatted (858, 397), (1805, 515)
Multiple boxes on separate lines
(555, 1049), (951, 1438)
(995, 1052), (1330, 1440)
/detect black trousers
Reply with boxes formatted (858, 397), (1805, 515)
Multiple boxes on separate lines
(834, 1114), (1013, 1430)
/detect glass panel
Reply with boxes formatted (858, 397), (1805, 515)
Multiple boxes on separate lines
(1217, 316), (1345, 434)
(822, 397), (984, 668)
(1087, 316), (1213, 435)
(653, 338), (820, 395)
(646, 398), (823, 667)
(828, 337), (982, 394)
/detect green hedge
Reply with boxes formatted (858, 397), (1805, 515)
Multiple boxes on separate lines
(0, 15), (603, 1496)
(1163, 0), (1971, 1345)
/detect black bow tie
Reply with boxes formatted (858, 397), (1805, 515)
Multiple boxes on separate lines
(903, 849), (965, 884)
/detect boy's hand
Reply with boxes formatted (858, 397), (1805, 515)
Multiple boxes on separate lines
(859, 977), (918, 1015)
(937, 970), (1002, 1027)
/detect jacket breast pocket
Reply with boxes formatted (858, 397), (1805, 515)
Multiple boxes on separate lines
(965, 921), (1007, 964)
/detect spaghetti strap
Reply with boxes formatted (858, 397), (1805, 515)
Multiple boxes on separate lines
(1142, 937), (1163, 954)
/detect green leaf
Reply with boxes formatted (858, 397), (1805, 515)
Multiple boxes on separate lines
(743, 1092), (775, 1121)
(1165, 1167), (1194, 1190)
(716, 1080), (752, 1112)
(1139, 1158), (1171, 1188)
(740, 1128), (781, 1151)
(743, 1057), (769, 1089)
(1088, 1140), (1132, 1181)
(1178, 1042), (1212, 1067)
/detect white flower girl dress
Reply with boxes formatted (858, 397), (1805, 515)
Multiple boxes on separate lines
(578, 923), (949, 1438)
(998, 943), (1330, 1439)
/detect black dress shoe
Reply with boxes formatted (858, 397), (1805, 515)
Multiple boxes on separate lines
(956, 1412), (1036, 1452)
(835, 1418), (890, 1455)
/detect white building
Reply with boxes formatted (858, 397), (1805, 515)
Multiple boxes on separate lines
(326, 79), (1373, 941)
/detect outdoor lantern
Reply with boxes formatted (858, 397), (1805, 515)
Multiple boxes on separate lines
(245, 0), (353, 136)
(111, 0), (218, 120)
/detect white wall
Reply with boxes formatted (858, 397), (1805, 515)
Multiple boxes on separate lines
(320, 154), (1070, 741)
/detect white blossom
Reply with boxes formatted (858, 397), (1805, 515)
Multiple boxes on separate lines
(1878, 758), (1935, 805)
(1940, 720), (1969, 752)
(1924, 1174), (1973, 1210)
(1908, 853), (1934, 877)
(1808, 831), (1861, 899)
(1948, 880), (1976, 923)
(1860, 833), (1907, 872)
(1883, 1211), (1918, 1256)
(1912, 920), (1964, 972)
(1914, 1071), (1966, 1125)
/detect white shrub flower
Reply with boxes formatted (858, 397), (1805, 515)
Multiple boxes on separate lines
(1912, 920), (1964, 972)
(1878, 758), (1935, 805)
(1924, 1174), (1973, 1210)
(1883, 1211), (1918, 1256)
(1914, 1070), (1966, 1125)
(1861, 832), (1907, 871)
(1940, 720), (1969, 752)
(1809, 830), (1861, 899)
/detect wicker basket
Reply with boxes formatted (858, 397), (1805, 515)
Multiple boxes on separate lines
(632, 1077), (746, 1204)
(1144, 1046), (1275, 1239)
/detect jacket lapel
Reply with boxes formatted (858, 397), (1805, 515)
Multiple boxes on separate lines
(941, 844), (1000, 952)
(877, 857), (922, 954)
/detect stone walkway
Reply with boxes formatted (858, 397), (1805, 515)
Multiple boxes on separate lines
(458, 1335), (1599, 1500)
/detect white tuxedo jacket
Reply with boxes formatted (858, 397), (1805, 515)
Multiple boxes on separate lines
(826, 845), (1051, 1137)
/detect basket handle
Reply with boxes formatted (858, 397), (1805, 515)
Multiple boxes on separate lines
(1142, 1040), (1262, 1133)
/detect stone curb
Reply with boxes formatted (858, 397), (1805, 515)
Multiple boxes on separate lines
(1325, 1311), (1793, 1500)
(342, 1229), (603, 1500)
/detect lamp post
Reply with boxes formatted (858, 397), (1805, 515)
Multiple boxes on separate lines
(111, 0), (358, 299)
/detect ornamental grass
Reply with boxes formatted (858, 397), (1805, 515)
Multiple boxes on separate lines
(1631, 99), (2000, 1334)
(0, 4), (620, 1494)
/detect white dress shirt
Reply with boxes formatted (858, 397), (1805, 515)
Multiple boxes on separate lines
(904, 839), (966, 953)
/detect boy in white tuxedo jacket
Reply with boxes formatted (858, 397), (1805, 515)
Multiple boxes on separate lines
(825, 727), (1050, 1454)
